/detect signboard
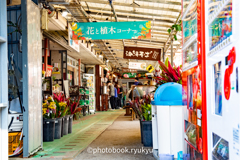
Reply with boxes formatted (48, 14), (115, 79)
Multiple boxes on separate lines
(123, 73), (137, 78)
(42, 64), (53, 77)
(122, 68), (137, 73)
(129, 62), (146, 70)
(123, 46), (161, 61)
(71, 21), (151, 40)
(146, 65), (154, 73)
(69, 23), (80, 52)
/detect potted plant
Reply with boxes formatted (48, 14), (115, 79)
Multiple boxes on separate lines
(42, 97), (56, 142)
(53, 93), (70, 136)
(139, 95), (153, 147)
(67, 97), (82, 134)
(152, 58), (182, 93)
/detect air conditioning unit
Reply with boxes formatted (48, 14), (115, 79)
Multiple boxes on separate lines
(48, 11), (67, 31)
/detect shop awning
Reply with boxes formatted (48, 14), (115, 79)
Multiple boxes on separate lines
(44, 30), (104, 65)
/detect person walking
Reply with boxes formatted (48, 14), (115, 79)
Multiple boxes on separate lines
(108, 81), (115, 110)
(127, 85), (140, 102)
(117, 84), (123, 108)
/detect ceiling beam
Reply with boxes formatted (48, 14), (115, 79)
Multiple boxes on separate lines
(81, 0), (181, 13)
(81, 6), (179, 20)
(90, 16), (173, 28)
(135, 0), (181, 5)
(88, 11), (175, 24)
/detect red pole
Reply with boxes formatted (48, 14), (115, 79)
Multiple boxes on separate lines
(78, 59), (81, 86)
(44, 38), (48, 71)
(200, 0), (208, 159)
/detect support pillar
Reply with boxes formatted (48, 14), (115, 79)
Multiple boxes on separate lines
(78, 59), (81, 86)
(95, 65), (100, 111)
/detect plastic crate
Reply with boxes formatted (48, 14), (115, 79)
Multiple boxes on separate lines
(8, 132), (23, 155)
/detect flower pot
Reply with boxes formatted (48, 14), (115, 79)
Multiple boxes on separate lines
(79, 88), (84, 94)
(61, 117), (65, 137)
(63, 115), (70, 135)
(43, 119), (55, 142)
(141, 120), (153, 147)
(80, 99), (85, 106)
(139, 119), (143, 144)
(85, 100), (89, 105)
(54, 117), (62, 139)
(68, 115), (74, 134)
(74, 112), (80, 120)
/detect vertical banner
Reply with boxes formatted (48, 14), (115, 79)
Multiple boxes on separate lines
(71, 21), (151, 40)
(69, 23), (80, 52)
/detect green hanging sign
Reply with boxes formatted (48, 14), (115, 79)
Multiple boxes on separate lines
(71, 21), (151, 40)
(123, 73), (137, 78)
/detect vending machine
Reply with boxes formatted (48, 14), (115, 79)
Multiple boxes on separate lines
(182, 0), (207, 159)
(205, 0), (240, 159)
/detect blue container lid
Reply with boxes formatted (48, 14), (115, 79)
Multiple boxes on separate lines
(152, 82), (183, 106)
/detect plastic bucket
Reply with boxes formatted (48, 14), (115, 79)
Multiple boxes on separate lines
(139, 119), (143, 144)
(85, 90), (89, 94)
(80, 100), (85, 105)
(86, 100), (89, 105)
(63, 115), (70, 135)
(68, 115), (74, 134)
(54, 117), (62, 139)
(79, 88), (84, 94)
(159, 154), (174, 160)
(141, 120), (153, 147)
(61, 117), (65, 137)
(43, 119), (55, 142)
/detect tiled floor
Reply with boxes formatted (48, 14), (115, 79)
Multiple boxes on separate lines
(32, 110), (124, 159)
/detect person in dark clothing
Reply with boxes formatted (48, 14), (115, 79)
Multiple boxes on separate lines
(134, 77), (143, 85)
(114, 86), (118, 109)
(117, 84), (123, 108)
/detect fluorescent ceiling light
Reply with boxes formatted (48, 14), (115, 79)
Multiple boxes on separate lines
(62, 11), (68, 17)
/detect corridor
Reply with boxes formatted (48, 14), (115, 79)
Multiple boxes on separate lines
(10, 110), (154, 160)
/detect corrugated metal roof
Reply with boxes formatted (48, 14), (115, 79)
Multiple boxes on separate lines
(53, 0), (182, 69)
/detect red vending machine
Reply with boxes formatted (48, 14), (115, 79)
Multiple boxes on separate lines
(182, 0), (207, 159)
